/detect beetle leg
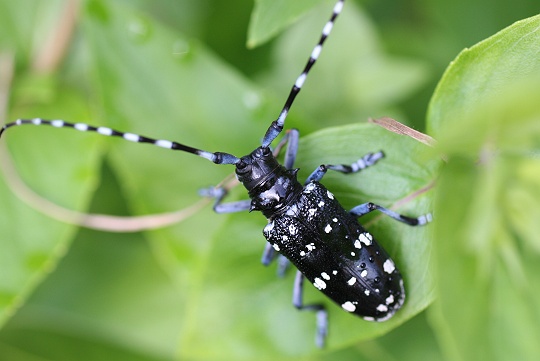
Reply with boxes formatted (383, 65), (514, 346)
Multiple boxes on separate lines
(305, 151), (384, 184)
(261, 242), (275, 265)
(350, 202), (432, 226)
(198, 187), (251, 213)
(293, 270), (328, 348)
(261, 243), (290, 276)
(272, 128), (300, 169)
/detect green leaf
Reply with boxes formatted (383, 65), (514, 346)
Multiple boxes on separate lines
(427, 14), (540, 361)
(248, 0), (325, 48)
(0, 81), (102, 327)
(427, 14), (540, 138)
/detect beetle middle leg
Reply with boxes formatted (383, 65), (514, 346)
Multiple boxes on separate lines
(293, 270), (328, 348)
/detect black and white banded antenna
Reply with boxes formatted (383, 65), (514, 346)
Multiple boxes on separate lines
(0, 118), (240, 165)
(261, 0), (344, 148)
(0, 0), (345, 161)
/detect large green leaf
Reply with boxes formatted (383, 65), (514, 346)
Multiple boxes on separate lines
(427, 14), (540, 138)
(427, 15), (540, 361)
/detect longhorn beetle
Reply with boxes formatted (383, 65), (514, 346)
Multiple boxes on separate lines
(1, 0), (431, 347)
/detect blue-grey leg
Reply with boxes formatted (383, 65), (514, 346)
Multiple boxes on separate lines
(272, 128), (299, 169)
(293, 270), (328, 348)
(349, 202), (432, 226)
(261, 243), (275, 266)
(305, 151), (384, 184)
(261, 244), (290, 277)
(198, 187), (251, 214)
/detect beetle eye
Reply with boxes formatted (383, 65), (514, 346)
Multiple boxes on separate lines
(236, 159), (250, 173)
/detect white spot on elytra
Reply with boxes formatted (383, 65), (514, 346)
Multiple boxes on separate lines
(364, 289), (371, 296)
(363, 316), (375, 322)
(327, 190), (334, 199)
(360, 269), (368, 278)
(318, 201), (325, 207)
(324, 224), (332, 233)
(386, 294), (395, 305)
(304, 183), (316, 193)
(332, 270), (338, 275)
(342, 301), (356, 312)
(354, 240), (362, 249)
(332, 217), (338, 222)
(351, 252), (356, 256)
(272, 243), (280, 252)
(289, 224), (298, 235)
(376, 304), (388, 313)
(359, 232), (373, 246)
(383, 259), (396, 274)
(306, 243), (316, 252)
(308, 208), (317, 216)
(321, 272), (330, 280)
(300, 251), (306, 257)
(347, 277), (357, 286)
(313, 277), (326, 290)
(282, 235), (288, 241)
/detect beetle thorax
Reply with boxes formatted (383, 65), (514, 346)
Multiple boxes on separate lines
(236, 147), (303, 218)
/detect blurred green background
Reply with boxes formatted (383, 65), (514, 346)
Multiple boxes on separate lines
(0, 0), (539, 360)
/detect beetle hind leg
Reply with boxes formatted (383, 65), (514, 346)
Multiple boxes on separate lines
(350, 202), (432, 226)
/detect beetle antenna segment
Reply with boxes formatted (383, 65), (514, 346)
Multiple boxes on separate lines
(261, 0), (345, 148)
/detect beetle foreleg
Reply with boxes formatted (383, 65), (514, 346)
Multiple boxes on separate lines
(272, 128), (300, 169)
(199, 187), (251, 213)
